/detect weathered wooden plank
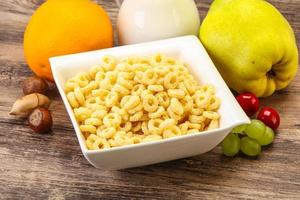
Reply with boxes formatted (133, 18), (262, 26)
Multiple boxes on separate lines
(0, 0), (300, 199)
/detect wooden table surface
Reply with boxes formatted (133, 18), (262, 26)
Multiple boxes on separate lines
(1, 0), (299, 199)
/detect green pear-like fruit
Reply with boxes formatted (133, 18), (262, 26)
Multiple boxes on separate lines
(200, 0), (298, 97)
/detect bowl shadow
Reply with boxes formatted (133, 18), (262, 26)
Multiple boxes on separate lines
(109, 147), (249, 198)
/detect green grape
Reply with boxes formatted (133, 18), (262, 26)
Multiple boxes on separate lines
(257, 126), (275, 146)
(245, 119), (266, 140)
(231, 124), (248, 134)
(240, 136), (261, 157)
(221, 133), (241, 157)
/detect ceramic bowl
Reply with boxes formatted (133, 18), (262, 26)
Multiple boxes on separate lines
(50, 36), (250, 170)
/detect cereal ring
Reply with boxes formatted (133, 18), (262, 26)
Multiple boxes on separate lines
(103, 113), (122, 127)
(191, 108), (204, 116)
(86, 134), (98, 149)
(143, 94), (159, 112)
(105, 91), (119, 107)
(167, 89), (185, 99)
(120, 122), (132, 132)
(150, 54), (165, 66)
(74, 87), (85, 106)
(141, 121), (149, 135)
(113, 84), (130, 96)
(81, 81), (98, 95)
(183, 79), (196, 95)
(149, 106), (165, 119)
(195, 93), (210, 109)
(164, 72), (178, 89)
(95, 71), (106, 81)
(148, 85), (164, 92)
(93, 138), (110, 149)
(131, 122), (142, 132)
(179, 122), (189, 134)
(67, 92), (79, 108)
(169, 98), (184, 115)
(131, 84), (146, 96)
(101, 55), (117, 72)
(155, 92), (170, 108)
(143, 69), (158, 85)
(127, 104), (143, 115)
(159, 119), (176, 130)
(188, 122), (202, 130)
(117, 76), (134, 90)
(189, 115), (205, 124)
(74, 107), (92, 122)
(97, 127), (116, 139)
(207, 97), (221, 111)
(129, 111), (144, 122)
(122, 95), (141, 110)
(155, 66), (169, 76)
(148, 119), (163, 135)
(203, 111), (220, 120)
(80, 125), (97, 134)
(207, 119), (219, 130)
(85, 118), (102, 126)
(167, 107), (181, 121)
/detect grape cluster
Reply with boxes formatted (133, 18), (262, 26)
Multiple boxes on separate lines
(222, 119), (275, 157)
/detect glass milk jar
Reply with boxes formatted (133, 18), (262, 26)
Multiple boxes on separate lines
(116, 0), (200, 45)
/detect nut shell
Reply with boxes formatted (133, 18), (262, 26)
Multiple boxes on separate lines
(28, 107), (53, 133)
(9, 93), (51, 117)
(23, 76), (49, 95)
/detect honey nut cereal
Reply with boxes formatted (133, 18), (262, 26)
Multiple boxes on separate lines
(65, 54), (221, 150)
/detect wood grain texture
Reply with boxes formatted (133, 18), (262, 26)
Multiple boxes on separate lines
(0, 0), (299, 199)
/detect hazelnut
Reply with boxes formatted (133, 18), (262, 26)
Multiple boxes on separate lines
(23, 76), (49, 95)
(28, 107), (53, 133)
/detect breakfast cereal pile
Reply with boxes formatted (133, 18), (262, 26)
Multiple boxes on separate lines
(65, 54), (221, 150)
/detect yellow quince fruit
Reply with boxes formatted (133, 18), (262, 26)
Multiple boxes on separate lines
(200, 0), (298, 97)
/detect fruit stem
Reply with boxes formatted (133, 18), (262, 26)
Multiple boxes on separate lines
(267, 69), (276, 78)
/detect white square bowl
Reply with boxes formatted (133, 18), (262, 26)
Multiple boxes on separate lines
(50, 35), (250, 170)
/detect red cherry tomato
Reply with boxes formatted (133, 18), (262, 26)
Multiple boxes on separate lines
(257, 107), (280, 130)
(236, 93), (260, 116)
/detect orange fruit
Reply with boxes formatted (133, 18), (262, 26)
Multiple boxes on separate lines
(24, 0), (113, 81)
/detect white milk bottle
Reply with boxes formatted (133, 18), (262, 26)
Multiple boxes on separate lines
(116, 0), (200, 45)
